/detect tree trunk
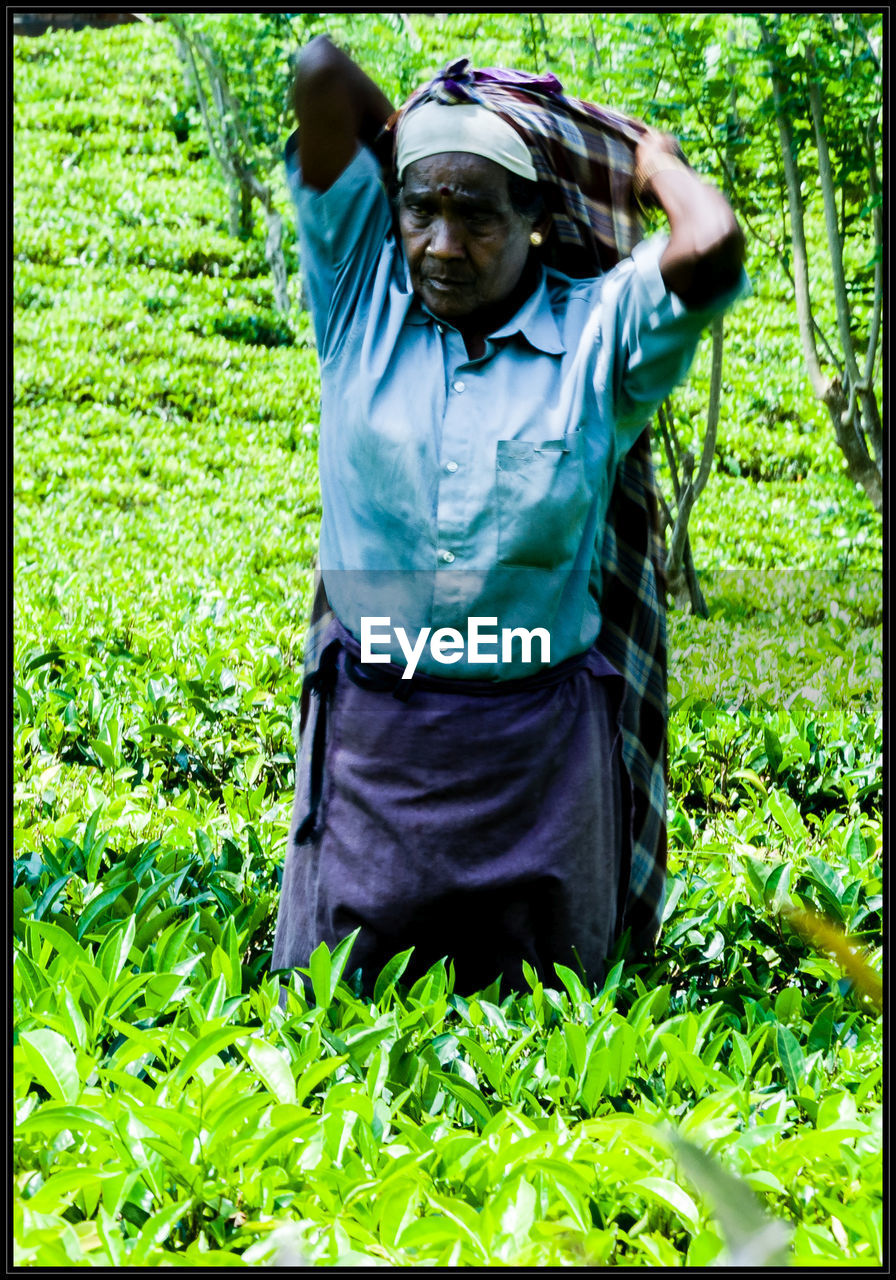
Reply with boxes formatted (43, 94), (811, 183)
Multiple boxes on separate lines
(761, 37), (830, 402)
(169, 17), (294, 324)
(860, 118), (883, 471)
(656, 483), (708, 617)
(682, 541), (707, 617)
(824, 382), (883, 511)
(806, 47), (882, 502)
(261, 200), (291, 317)
(225, 181), (242, 238)
(238, 181), (253, 239)
(759, 19), (882, 512)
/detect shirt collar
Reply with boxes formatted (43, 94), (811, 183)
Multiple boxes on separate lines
(487, 266), (566, 355)
(405, 263), (566, 355)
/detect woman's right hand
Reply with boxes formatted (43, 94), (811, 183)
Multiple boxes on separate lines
(293, 36), (394, 192)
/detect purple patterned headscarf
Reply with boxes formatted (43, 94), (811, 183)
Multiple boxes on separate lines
(385, 56), (647, 278)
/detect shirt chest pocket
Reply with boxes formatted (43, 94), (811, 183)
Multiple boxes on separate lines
(496, 434), (591, 570)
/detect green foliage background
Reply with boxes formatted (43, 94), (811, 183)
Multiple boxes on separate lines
(14, 15), (881, 1268)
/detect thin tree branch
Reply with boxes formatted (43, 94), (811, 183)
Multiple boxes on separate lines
(666, 451), (695, 585)
(657, 400), (682, 502)
(664, 321), (722, 613)
(805, 47), (862, 392)
(167, 16), (291, 312)
(649, 60), (668, 107)
(170, 19), (229, 179)
(193, 30), (276, 210)
(537, 13), (552, 67)
(194, 36), (251, 167)
(694, 316), (723, 500)
(683, 537), (708, 618)
(807, 61), (881, 474)
(757, 19), (833, 403)
(587, 16), (613, 102)
(656, 485), (674, 530)
(527, 13), (541, 72)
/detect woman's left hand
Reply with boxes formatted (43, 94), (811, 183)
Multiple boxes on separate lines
(634, 127), (745, 308)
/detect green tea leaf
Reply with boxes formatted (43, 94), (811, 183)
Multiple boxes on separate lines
(632, 1175), (702, 1233)
(429, 1069), (494, 1129)
(25, 919), (90, 968)
(767, 789), (808, 843)
(240, 1038), (296, 1105)
(294, 1055), (348, 1107)
(19, 1029), (80, 1103)
(775, 1022), (805, 1092)
(171, 1027), (246, 1087)
(553, 962), (591, 1010)
(32, 873), (73, 922)
(763, 726), (783, 774)
(373, 947), (414, 1005)
(17, 1102), (117, 1139)
(805, 855), (845, 903)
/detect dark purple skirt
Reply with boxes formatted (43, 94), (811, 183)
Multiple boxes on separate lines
(271, 626), (631, 996)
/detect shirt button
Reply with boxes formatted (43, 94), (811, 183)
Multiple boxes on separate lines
(444, 460), (458, 473)
(439, 549), (455, 564)
(452, 380), (465, 393)
(436, 324), (444, 334)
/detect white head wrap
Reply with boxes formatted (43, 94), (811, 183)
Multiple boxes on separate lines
(396, 101), (537, 182)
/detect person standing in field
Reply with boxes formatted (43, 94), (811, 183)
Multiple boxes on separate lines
(271, 38), (746, 997)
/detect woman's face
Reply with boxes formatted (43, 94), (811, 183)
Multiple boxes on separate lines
(399, 153), (537, 325)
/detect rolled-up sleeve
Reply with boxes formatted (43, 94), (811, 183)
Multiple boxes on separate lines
(286, 142), (391, 358)
(597, 235), (749, 455)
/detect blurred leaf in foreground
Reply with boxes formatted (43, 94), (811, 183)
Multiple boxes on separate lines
(671, 1134), (792, 1268)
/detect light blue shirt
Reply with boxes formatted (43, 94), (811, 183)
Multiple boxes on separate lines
(290, 144), (743, 678)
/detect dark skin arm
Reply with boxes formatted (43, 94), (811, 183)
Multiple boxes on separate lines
(292, 35), (394, 192)
(635, 129), (745, 310)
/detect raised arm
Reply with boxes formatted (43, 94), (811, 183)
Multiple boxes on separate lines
(633, 128), (745, 310)
(293, 35), (395, 192)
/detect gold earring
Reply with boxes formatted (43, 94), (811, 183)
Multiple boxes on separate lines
(529, 230), (543, 247)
